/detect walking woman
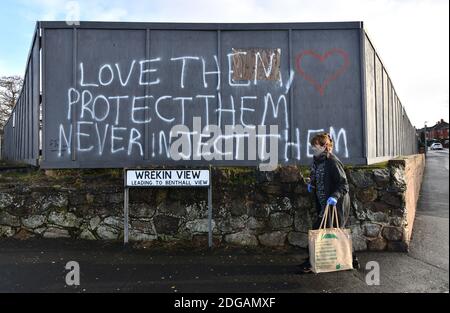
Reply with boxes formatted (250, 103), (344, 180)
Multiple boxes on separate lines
(297, 132), (359, 273)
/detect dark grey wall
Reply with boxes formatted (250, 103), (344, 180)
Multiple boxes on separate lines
(2, 22), (418, 169)
(363, 34), (418, 162)
(2, 24), (40, 166)
(39, 22), (365, 168)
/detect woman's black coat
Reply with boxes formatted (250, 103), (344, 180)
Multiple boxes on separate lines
(311, 153), (351, 229)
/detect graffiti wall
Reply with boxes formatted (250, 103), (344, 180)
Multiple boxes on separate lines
(41, 23), (366, 168)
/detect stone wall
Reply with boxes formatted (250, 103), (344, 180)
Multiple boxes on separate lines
(389, 154), (425, 243)
(0, 154), (425, 252)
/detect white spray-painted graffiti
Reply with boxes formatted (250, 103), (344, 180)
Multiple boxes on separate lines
(51, 49), (350, 163)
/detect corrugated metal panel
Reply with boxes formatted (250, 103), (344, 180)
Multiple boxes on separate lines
(363, 31), (417, 162)
(375, 55), (384, 157)
(364, 35), (376, 159)
(1, 23), (40, 165)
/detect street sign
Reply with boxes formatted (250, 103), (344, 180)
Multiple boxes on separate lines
(126, 169), (210, 187)
(123, 168), (213, 248)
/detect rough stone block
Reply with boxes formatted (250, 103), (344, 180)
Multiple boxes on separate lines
(363, 223), (382, 237)
(356, 187), (378, 202)
(367, 237), (387, 251)
(153, 215), (180, 235)
(382, 226), (404, 241)
(0, 211), (21, 227)
(287, 232), (308, 248)
(224, 231), (258, 247)
(349, 170), (375, 188)
(373, 168), (390, 187)
(258, 231), (287, 247)
(269, 212), (293, 229)
(43, 227), (71, 239)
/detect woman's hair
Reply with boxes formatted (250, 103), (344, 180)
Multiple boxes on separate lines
(310, 132), (334, 153)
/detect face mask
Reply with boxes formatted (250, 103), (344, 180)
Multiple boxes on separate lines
(311, 145), (326, 157)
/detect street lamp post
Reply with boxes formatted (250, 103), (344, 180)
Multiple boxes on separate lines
(424, 122), (427, 156)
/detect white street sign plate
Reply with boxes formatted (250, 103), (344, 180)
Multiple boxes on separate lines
(126, 169), (210, 187)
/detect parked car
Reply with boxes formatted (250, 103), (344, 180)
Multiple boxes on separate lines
(430, 143), (444, 150)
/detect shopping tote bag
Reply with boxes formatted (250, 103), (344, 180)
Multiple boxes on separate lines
(308, 204), (353, 273)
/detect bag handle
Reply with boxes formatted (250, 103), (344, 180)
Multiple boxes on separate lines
(331, 205), (340, 229)
(318, 204), (330, 230)
(318, 204), (341, 230)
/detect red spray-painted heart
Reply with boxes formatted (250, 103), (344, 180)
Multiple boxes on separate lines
(295, 49), (350, 96)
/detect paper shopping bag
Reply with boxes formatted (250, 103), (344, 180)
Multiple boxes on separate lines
(308, 204), (353, 273)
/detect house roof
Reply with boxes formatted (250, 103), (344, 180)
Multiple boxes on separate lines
(432, 121), (449, 130)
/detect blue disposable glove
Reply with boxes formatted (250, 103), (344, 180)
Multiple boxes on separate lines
(327, 197), (338, 206)
(307, 183), (313, 193)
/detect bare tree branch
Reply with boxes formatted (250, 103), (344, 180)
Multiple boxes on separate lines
(0, 75), (23, 130)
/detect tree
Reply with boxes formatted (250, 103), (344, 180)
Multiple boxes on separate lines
(0, 75), (24, 130)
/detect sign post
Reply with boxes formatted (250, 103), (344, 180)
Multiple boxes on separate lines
(123, 168), (212, 248)
(123, 171), (129, 244)
(207, 165), (212, 248)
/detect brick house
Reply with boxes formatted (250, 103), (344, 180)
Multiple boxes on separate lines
(417, 119), (449, 147)
(429, 119), (449, 140)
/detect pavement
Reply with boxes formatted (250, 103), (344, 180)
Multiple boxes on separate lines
(0, 150), (448, 293)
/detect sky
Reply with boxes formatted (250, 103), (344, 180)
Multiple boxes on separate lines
(0, 0), (448, 128)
